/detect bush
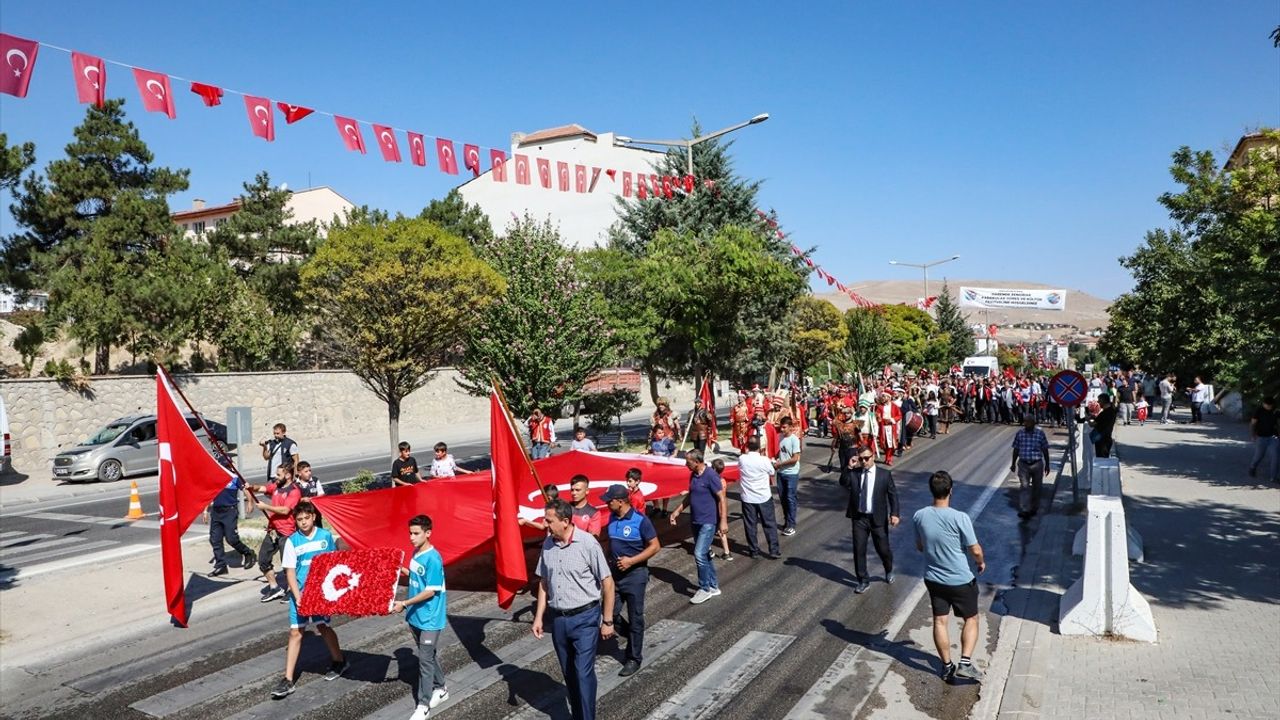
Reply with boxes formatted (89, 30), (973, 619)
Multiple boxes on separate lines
(580, 388), (641, 436)
(342, 469), (377, 495)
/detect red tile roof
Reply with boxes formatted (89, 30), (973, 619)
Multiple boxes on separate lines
(519, 124), (596, 145)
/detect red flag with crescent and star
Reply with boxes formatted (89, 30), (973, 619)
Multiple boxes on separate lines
(71, 51), (106, 108)
(407, 132), (427, 166)
(190, 82), (223, 107)
(0, 33), (39, 98)
(515, 154), (531, 185)
(132, 68), (175, 118)
(537, 158), (552, 188)
(373, 124), (401, 162)
(622, 171), (633, 197)
(436, 138), (459, 174)
(334, 116), (366, 153)
(463, 144), (481, 176)
(490, 389), (535, 609)
(557, 161), (570, 192)
(491, 150), (508, 181)
(297, 548), (404, 617)
(277, 103), (313, 124)
(243, 96), (275, 142)
(575, 164), (587, 193)
(637, 176), (648, 199)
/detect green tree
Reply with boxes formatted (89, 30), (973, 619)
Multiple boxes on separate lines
(878, 304), (939, 369)
(419, 189), (494, 247)
(577, 245), (666, 399)
(788, 296), (847, 375)
(301, 215), (505, 452)
(933, 281), (974, 364)
(456, 216), (618, 419)
(841, 307), (893, 379)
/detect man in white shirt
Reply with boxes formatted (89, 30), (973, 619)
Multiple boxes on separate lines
(1188, 376), (1210, 424)
(736, 438), (781, 559)
(1158, 374), (1176, 424)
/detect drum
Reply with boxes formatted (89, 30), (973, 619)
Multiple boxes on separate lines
(906, 413), (924, 433)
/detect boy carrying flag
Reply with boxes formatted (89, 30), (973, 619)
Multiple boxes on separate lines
(393, 514), (450, 719)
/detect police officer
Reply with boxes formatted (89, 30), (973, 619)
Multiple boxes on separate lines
(204, 459), (255, 577)
(532, 499), (615, 720)
(601, 484), (659, 678)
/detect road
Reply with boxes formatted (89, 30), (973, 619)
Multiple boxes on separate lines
(0, 421), (1049, 720)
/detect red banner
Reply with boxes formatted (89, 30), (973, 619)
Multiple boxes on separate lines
(436, 138), (458, 174)
(515, 154), (531, 185)
(490, 391), (533, 608)
(277, 103), (313, 124)
(491, 150), (508, 181)
(132, 68), (175, 118)
(373, 124), (401, 163)
(335, 116), (366, 153)
(243, 96), (275, 142)
(464, 143), (481, 176)
(297, 548), (403, 617)
(0, 33), (39, 98)
(557, 161), (570, 191)
(71, 51), (105, 108)
(537, 158), (552, 188)
(408, 132), (427, 166)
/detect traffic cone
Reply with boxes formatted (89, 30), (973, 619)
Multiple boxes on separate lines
(125, 481), (145, 520)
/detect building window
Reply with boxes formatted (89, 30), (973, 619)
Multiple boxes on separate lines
(192, 221), (206, 234)
(215, 218), (226, 228)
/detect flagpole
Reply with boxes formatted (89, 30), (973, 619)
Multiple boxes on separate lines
(490, 376), (548, 496)
(677, 375), (702, 453)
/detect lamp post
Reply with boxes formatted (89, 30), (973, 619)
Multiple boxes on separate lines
(888, 255), (960, 306)
(616, 113), (769, 175)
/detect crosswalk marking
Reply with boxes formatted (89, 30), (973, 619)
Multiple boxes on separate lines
(504, 619), (705, 720)
(785, 645), (891, 719)
(0, 532), (52, 549)
(643, 630), (795, 720)
(1, 539), (117, 566)
(0, 530), (24, 539)
(0, 535), (81, 559)
(25, 511), (139, 527)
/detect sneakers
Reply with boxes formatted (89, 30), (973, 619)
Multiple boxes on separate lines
(261, 586), (286, 603)
(208, 566), (229, 578)
(270, 678), (296, 699)
(618, 659), (641, 677)
(706, 587), (722, 598)
(954, 661), (984, 681)
(243, 552), (256, 569)
(885, 572), (895, 585)
(942, 662), (957, 681)
(428, 687), (449, 708)
(781, 527), (797, 537)
(409, 705), (430, 720)
(324, 660), (350, 681)
(690, 589), (712, 604)
(854, 580), (870, 594)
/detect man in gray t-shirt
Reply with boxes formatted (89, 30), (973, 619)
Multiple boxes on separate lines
(913, 471), (986, 683)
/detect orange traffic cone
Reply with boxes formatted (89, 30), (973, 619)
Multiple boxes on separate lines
(125, 480), (145, 520)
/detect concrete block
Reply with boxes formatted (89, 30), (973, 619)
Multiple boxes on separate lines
(1060, 495), (1157, 642)
(1072, 458), (1143, 561)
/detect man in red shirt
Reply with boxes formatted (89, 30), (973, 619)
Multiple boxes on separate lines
(528, 408), (556, 460)
(567, 475), (603, 535)
(246, 464), (303, 602)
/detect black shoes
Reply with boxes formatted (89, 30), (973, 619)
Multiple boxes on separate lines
(261, 586), (286, 603)
(243, 552), (256, 569)
(885, 572), (895, 585)
(854, 580), (870, 594)
(324, 660), (350, 681)
(208, 566), (229, 577)
(270, 678), (295, 699)
(618, 659), (641, 678)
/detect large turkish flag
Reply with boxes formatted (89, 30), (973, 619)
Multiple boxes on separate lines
(297, 548), (404, 617)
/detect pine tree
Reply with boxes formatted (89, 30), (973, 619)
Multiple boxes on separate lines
(419, 189), (494, 247)
(933, 281), (975, 364)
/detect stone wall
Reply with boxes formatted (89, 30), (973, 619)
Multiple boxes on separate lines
(0, 369), (692, 477)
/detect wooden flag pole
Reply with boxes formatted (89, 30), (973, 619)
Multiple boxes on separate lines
(490, 377), (548, 496)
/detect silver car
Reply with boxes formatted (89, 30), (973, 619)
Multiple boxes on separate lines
(51, 414), (229, 483)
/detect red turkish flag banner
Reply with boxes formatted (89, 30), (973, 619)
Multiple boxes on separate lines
(297, 548), (404, 617)
(156, 368), (242, 627)
(277, 103), (313, 124)
(490, 150), (508, 181)
(622, 171), (633, 197)
(605, 168), (616, 181)
(463, 144), (481, 177)
(407, 132), (427, 166)
(575, 164), (587, 193)
(637, 176), (648, 199)
(515, 154), (531, 184)
(132, 68), (175, 118)
(243, 96), (275, 142)
(436, 138), (459, 174)
(537, 158), (552, 188)
(699, 376), (718, 441)
(557, 161), (570, 191)
(662, 176), (673, 199)
(190, 82), (223, 107)
(490, 391), (533, 609)
(650, 175), (661, 196)
(71, 52), (106, 107)
(0, 33), (39, 98)
(373, 124), (401, 162)
(826, 274), (836, 286)
(334, 116), (366, 153)
(684, 175), (695, 194)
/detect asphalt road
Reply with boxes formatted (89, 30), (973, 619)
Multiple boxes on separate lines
(1, 421), (1043, 720)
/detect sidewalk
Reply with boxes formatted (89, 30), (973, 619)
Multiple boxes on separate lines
(987, 417), (1280, 719)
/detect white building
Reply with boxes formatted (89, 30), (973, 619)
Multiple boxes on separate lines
(170, 186), (355, 240)
(0, 287), (48, 314)
(456, 124), (665, 249)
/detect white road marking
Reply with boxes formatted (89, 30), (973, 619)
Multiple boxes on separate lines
(645, 630), (795, 719)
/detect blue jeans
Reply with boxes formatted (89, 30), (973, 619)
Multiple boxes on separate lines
(531, 442), (551, 459)
(551, 605), (601, 720)
(777, 473), (799, 529)
(1252, 436), (1279, 481)
(612, 568), (648, 663)
(692, 522), (719, 591)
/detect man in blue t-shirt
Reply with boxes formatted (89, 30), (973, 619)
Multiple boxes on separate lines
(913, 471), (986, 683)
(203, 460), (254, 576)
(393, 514), (449, 720)
(670, 450), (728, 604)
(273, 502), (348, 699)
(601, 484), (660, 678)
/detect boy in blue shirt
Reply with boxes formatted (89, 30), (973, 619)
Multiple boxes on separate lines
(273, 501), (349, 699)
(648, 426), (676, 457)
(394, 514), (449, 720)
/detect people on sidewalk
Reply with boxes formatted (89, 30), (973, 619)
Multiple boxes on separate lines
(601, 484), (660, 678)
(392, 442), (422, 487)
(528, 408), (556, 460)
(669, 450), (728, 604)
(1188, 376), (1210, 423)
(1249, 397), (1279, 483)
(570, 427), (597, 452)
(393, 514), (449, 720)
(260, 423), (300, 484)
(1010, 417), (1051, 518)
(1090, 394), (1118, 459)
(429, 442), (474, 478)
(1158, 373), (1176, 423)
(914, 471), (985, 683)
(246, 464), (303, 602)
(845, 446), (899, 593)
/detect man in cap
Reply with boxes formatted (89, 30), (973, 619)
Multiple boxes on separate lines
(601, 484), (659, 677)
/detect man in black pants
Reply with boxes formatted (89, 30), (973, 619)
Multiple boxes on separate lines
(204, 462), (255, 576)
(846, 447), (899, 593)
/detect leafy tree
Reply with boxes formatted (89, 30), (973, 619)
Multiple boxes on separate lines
(302, 215), (505, 452)
(933, 281), (974, 364)
(577, 245), (666, 399)
(879, 304), (940, 369)
(5, 100), (190, 373)
(456, 216), (618, 419)
(0, 133), (35, 194)
(419, 189), (494, 247)
(841, 307), (893, 378)
(788, 296), (847, 375)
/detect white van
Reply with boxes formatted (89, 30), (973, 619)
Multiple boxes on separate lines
(0, 394), (10, 474)
(962, 355), (1000, 378)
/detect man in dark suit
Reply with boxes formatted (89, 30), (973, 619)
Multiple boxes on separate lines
(845, 446), (900, 593)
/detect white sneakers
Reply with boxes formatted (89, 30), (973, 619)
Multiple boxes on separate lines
(409, 705), (429, 720)
(690, 587), (722, 604)
(429, 688), (450, 708)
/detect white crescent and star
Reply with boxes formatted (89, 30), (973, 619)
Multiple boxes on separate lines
(82, 65), (100, 89)
(321, 564), (362, 602)
(145, 78), (166, 99)
(380, 130), (394, 147)
(254, 105), (270, 124)
(6, 49), (28, 76)
(344, 123), (360, 141)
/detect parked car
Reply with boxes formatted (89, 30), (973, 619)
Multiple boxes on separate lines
(51, 413), (231, 483)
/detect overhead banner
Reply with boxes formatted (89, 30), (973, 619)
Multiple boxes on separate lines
(959, 287), (1066, 311)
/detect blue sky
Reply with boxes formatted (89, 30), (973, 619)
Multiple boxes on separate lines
(1, 1), (1276, 300)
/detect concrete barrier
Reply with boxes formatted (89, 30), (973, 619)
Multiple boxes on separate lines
(1059, 495), (1158, 643)
(1072, 458), (1144, 562)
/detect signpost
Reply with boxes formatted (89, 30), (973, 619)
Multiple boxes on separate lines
(1049, 370), (1089, 505)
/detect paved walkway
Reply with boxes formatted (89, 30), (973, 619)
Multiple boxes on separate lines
(988, 416), (1280, 719)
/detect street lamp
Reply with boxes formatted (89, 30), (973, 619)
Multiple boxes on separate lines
(616, 113), (769, 175)
(888, 255), (960, 304)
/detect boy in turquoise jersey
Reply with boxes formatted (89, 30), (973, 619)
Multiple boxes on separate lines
(394, 514), (449, 720)
(272, 502), (349, 699)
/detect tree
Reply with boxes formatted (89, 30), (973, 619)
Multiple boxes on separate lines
(788, 296), (847, 376)
(841, 307), (893, 379)
(0, 133), (35, 194)
(456, 216), (619, 419)
(933, 281), (974, 364)
(5, 100), (191, 372)
(301, 216), (504, 452)
(419, 189), (494, 247)
(878, 304), (940, 369)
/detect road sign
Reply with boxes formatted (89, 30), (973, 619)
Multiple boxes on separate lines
(1049, 369), (1088, 407)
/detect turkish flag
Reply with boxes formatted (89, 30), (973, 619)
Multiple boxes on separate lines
(637, 176), (648, 199)
(334, 116), (366, 153)
(436, 138), (459, 174)
(491, 150), (508, 181)
(156, 367), (242, 627)
(826, 274), (835, 286)
(515, 154), (531, 185)
(622, 171), (633, 197)
(0, 33), (39, 98)
(699, 376), (718, 441)
(407, 132), (427, 166)
(606, 168), (616, 181)
(132, 68), (175, 119)
(490, 391), (534, 609)
(373, 124), (401, 162)
(589, 167), (602, 193)
(243, 96), (275, 142)
(190, 82), (223, 107)
(297, 548), (404, 617)
(277, 103), (313, 124)
(463, 144), (481, 177)
(71, 52), (105, 108)
(557, 161), (569, 192)
(683, 175), (695, 194)
(662, 176), (673, 199)
(650, 175), (661, 197)
(574, 164), (587, 193)
(537, 158), (551, 188)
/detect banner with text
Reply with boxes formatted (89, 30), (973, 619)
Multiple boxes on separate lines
(959, 287), (1066, 311)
